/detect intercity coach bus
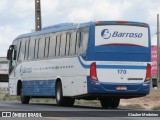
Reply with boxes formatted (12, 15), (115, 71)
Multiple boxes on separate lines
(7, 21), (151, 108)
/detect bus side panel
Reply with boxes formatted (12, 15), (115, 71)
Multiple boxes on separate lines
(22, 80), (56, 96)
(9, 77), (18, 95)
(10, 57), (89, 97)
(65, 76), (87, 96)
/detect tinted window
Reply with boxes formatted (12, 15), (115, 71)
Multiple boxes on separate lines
(34, 39), (39, 59)
(38, 37), (45, 59)
(55, 35), (61, 57)
(75, 32), (80, 55)
(28, 38), (36, 60)
(48, 35), (56, 58)
(82, 32), (89, 53)
(24, 39), (29, 60)
(44, 37), (50, 58)
(17, 41), (22, 61)
(65, 34), (71, 56)
(61, 34), (66, 56)
(70, 32), (76, 56)
(18, 39), (26, 61)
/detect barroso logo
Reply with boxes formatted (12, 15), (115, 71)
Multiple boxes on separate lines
(101, 29), (111, 39)
(101, 29), (143, 39)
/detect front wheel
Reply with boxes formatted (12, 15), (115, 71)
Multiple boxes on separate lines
(20, 89), (30, 104)
(56, 81), (75, 106)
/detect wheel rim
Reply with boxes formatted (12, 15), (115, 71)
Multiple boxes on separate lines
(56, 87), (60, 101)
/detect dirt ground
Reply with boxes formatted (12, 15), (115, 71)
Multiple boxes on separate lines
(120, 88), (160, 110)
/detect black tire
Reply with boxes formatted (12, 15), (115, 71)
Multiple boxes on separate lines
(56, 81), (75, 106)
(20, 89), (30, 104)
(100, 97), (120, 108)
(100, 97), (112, 108)
(111, 98), (120, 108)
(55, 82), (64, 106)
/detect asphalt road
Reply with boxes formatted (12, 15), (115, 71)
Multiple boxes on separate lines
(0, 101), (159, 120)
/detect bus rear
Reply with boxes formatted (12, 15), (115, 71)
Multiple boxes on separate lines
(87, 21), (151, 101)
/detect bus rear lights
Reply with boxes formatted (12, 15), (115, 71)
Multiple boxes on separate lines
(145, 63), (151, 82)
(90, 62), (98, 81)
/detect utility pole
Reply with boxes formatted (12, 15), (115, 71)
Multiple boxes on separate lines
(35, 0), (42, 31)
(157, 14), (160, 88)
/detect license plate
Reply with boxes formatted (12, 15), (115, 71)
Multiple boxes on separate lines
(116, 86), (127, 90)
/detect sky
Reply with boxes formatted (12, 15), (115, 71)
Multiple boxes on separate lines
(0, 0), (160, 56)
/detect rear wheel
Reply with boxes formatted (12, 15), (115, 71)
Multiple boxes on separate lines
(100, 97), (112, 108)
(56, 81), (75, 106)
(20, 88), (30, 104)
(100, 97), (120, 108)
(111, 98), (120, 108)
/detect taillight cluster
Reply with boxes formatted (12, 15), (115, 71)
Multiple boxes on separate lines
(145, 63), (151, 82)
(90, 62), (98, 81)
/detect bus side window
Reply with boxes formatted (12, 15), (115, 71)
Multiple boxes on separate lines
(44, 37), (50, 58)
(38, 37), (45, 59)
(55, 35), (61, 57)
(75, 32), (80, 55)
(18, 39), (26, 61)
(65, 33), (71, 56)
(48, 35), (56, 58)
(70, 32), (77, 56)
(28, 38), (36, 60)
(82, 32), (89, 54)
(17, 41), (22, 61)
(24, 39), (29, 60)
(34, 39), (39, 59)
(61, 33), (66, 57)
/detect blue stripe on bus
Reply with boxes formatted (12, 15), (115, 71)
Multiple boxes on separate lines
(22, 80), (56, 96)
(87, 76), (150, 94)
(78, 57), (146, 69)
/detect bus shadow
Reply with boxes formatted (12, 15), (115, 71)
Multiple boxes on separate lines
(28, 102), (133, 110)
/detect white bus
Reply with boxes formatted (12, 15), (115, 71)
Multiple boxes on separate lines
(7, 21), (151, 108)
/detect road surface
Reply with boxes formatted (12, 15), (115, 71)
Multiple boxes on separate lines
(0, 101), (159, 120)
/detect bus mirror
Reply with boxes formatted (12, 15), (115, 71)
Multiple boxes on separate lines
(7, 49), (11, 60)
(13, 50), (17, 60)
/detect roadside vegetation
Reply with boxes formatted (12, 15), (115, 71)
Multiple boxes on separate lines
(120, 104), (144, 109)
(1, 87), (160, 110)
(152, 105), (160, 110)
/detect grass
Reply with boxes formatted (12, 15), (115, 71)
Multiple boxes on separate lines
(0, 92), (54, 103)
(152, 105), (160, 110)
(75, 100), (100, 107)
(121, 104), (144, 109)
(0, 92), (20, 101)
(0, 91), (101, 106)
(0, 91), (160, 110)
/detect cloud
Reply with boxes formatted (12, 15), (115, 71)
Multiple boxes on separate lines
(12, 0), (34, 19)
(0, 0), (6, 12)
(67, 9), (92, 22)
(41, 0), (59, 16)
(0, 25), (29, 56)
(89, 0), (132, 20)
(0, 0), (160, 56)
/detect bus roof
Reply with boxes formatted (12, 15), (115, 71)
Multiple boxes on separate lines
(13, 21), (149, 42)
(14, 22), (92, 41)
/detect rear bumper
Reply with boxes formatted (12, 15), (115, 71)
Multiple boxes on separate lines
(87, 76), (150, 98)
